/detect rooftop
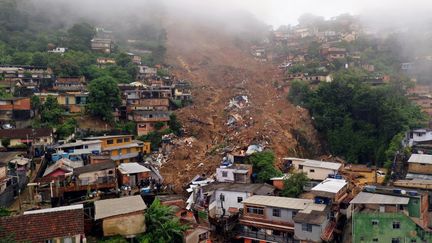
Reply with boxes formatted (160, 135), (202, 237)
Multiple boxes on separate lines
(301, 159), (342, 170)
(84, 134), (133, 140)
(94, 195), (147, 220)
(203, 183), (275, 195)
(408, 154), (432, 164)
(350, 192), (410, 205)
(73, 161), (116, 175)
(0, 128), (52, 139)
(242, 195), (313, 210)
(311, 178), (347, 193)
(24, 204), (83, 215)
(56, 140), (102, 149)
(118, 162), (151, 174)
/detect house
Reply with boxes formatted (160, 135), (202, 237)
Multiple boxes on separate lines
(94, 195), (147, 237)
(96, 57), (116, 67)
(0, 128), (53, 147)
(53, 76), (86, 92)
(48, 47), (67, 53)
(91, 38), (113, 53)
(320, 47), (346, 60)
(198, 183), (275, 218)
(43, 158), (83, 178)
(72, 160), (116, 186)
(130, 110), (171, 136)
(216, 163), (252, 183)
(83, 135), (151, 163)
(0, 97), (32, 121)
(270, 174), (290, 190)
(127, 53), (142, 65)
(184, 226), (211, 243)
(311, 178), (348, 205)
(238, 195), (332, 243)
(55, 139), (102, 156)
(0, 204), (85, 242)
(137, 66), (157, 80)
(118, 162), (151, 187)
(172, 81), (192, 101)
(350, 187), (431, 242)
(296, 159), (343, 181)
(407, 154), (432, 175)
(58, 92), (88, 113)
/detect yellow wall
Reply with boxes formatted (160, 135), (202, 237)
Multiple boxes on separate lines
(100, 136), (134, 150)
(103, 213), (146, 237)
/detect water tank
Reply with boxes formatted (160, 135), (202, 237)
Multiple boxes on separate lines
(364, 185), (376, 192)
(393, 189), (402, 194)
(408, 191), (418, 196)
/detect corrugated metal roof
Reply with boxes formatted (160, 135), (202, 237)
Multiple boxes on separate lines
(408, 154), (432, 164)
(24, 204), (83, 215)
(311, 178), (347, 193)
(350, 192), (409, 205)
(118, 163), (151, 174)
(301, 160), (342, 170)
(242, 195), (314, 210)
(94, 195), (147, 220)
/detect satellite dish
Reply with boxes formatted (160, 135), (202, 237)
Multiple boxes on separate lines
(401, 190), (406, 195)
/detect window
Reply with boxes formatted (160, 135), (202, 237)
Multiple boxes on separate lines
(107, 139), (114, 145)
(198, 232), (208, 241)
(45, 240), (54, 243)
(222, 171), (228, 177)
(393, 221), (400, 229)
(372, 238), (379, 242)
(63, 238), (73, 243)
(117, 138), (123, 143)
(292, 211), (297, 218)
(220, 194), (225, 201)
(127, 148), (131, 153)
(118, 149), (122, 155)
(273, 208), (281, 217)
(298, 165), (303, 169)
(411, 239), (417, 243)
(302, 223), (312, 232)
(124, 138), (130, 142)
(246, 206), (264, 215)
(309, 169), (315, 173)
(372, 220), (379, 225)
(237, 197), (243, 203)
(392, 238), (400, 243)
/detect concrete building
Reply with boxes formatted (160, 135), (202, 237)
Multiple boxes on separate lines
(238, 195), (333, 243)
(0, 128), (53, 147)
(72, 161), (116, 185)
(216, 163), (252, 183)
(408, 154), (432, 175)
(94, 196), (147, 237)
(298, 159), (342, 181)
(350, 187), (431, 243)
(55, 140), (102, 156)
(83, 135), (151, 163)
(311, 178), (348, 205)
(91, 38), (113, 53)
(0, 97), (32, 121)
(118, 162), (151, 187)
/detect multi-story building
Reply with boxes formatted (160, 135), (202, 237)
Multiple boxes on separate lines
(91, 38), (113, 53)
(216, 163), (252, 183)
(351, 187), (431, 243)
(238, 195), (333, 243)
(0, 97), (32, 121)
(83, 135), (151, 164)
(55, 139), (102, 156)
(131, 110), (171, 136)
(407, 154), (432, 175)
(53, 76), (86, 92)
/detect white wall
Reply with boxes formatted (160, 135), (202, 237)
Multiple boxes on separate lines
(294, 220), (328, 242)
(213, 190), (251, 217)
(216, 168), (235, 183)
(302, 166), (337, 181)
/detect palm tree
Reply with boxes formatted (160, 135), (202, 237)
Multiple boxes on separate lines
(139, 199), (189, 243)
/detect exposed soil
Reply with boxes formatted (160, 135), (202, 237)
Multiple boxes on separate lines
(160, 16), (321, 192)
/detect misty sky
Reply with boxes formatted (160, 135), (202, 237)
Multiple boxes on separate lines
(193, 0), (432, 27)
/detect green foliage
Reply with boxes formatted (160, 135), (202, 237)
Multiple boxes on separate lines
(288, 80), (311, 106)
(1, 138), (10, 148)
(138, 129), (172, 151)
(40, 96), (64, 125)
(281, 172), (309, 198)
(157, 67), (170, 77)
(67, 23), (94, 51)
(30, 95), (41, 111)
(56, 118), (77, 139)
(290, 70), (426, 164)
(139, 199), (189, 243)
(248, 151), (283, 182)
(0, 207), (11, 217)
(168, 114), (182, 136)
(0, 88), (12, 99)
(115, 121), (137, 134)
(154, 121), (165, 131)
(87, 76), (121, 122)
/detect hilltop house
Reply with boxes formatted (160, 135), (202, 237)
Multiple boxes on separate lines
(91, 38), (113, 53)
(407, 154), (432, 176)
(0, 128), (53, 147)
(0, 97), (32, 121)
(216, 163), (252, 184)
(118, 162), (151, 187)
(53, 76), (86, 92)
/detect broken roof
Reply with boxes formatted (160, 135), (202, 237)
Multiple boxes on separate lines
(242, 195), (313, 210)
(301, 159), (342, 170)
(118, 163), (151, 175)
(94, 195), (147, 220)
(408, 154), (432, 164)
(202, 183), (274, 195)
(311, 178), (347, 194)
(350, 192), (410, 205)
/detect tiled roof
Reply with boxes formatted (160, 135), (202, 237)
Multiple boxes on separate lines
(0, 205), (84, 242)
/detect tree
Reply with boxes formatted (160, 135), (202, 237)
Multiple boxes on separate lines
(56, 118), (77, 139)
(248, 151), (282, 183)
(168, 113), (182, 136)
(288, 80), (311, 106)
(31, 52), (48, 66)
(281, 172), (309, 198)
(139, 199), (189, 243)
(87, 76), (121, 122)
(67, 23), (94, 51)
(1, 138), (10, 148)
(40, 96), (63, 125)
(30, 95), (41, 111)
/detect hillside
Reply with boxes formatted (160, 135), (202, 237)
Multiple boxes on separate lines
(159, 14), (321, 190)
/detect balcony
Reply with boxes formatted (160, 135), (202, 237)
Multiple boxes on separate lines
(237, 228), (297, 243)
(240, 215), (295, 232)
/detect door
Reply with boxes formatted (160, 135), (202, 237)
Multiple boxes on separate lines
(129, 174), (136, 187)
